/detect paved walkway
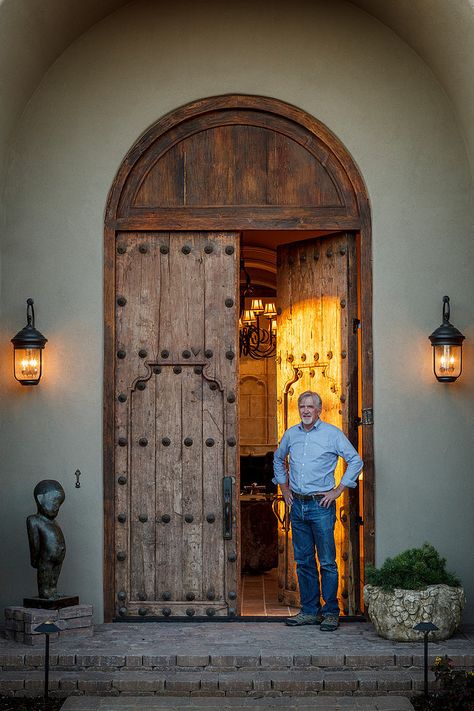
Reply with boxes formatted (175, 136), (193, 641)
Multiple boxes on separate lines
(1, 620), (471, 660)
(62, 696), (415, 710)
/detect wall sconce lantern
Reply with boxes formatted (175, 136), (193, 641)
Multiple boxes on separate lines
(429, 296), (465, 383)
(11, 298), (48, 385)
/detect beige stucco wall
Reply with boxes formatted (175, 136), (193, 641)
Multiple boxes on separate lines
(0, 0), (472, 622)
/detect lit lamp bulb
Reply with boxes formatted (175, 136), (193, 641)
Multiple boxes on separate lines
(439, 346), (456, 374)
(19, 352), (40, 379)
(435, 344), (461, 379)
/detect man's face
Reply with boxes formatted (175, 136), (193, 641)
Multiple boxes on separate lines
(299, 396), (321, 430)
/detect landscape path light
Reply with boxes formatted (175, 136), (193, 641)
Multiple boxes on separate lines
(34, 619), (61, 704)
(413, 620), (439, 697)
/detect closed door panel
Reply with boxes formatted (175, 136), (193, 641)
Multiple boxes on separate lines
(114, 232), (239, 617)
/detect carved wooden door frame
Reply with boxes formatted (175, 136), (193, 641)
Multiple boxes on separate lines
(104, 94), (373, 622)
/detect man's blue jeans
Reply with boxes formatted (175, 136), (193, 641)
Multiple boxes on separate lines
(290, 497), (339, 617)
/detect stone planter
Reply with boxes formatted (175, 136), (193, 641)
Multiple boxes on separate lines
(364, 583), (465, 641)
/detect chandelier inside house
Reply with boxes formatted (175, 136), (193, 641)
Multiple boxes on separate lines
(239, 259), (277, 359)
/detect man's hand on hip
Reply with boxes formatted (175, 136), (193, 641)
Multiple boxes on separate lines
(280, 483), (293, 506)
(320, 484), (346, 508)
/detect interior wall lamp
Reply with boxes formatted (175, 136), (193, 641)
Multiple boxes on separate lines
(429, 296), (465, 383)
(11, 298), (48, 385)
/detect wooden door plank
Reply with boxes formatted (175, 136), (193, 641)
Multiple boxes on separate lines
(155, 366), (183, 602)
(203, 233), (240, 611)
(127, 233), (161, 603)
(111, 210), (362, 232)
(202, 382), (225, 603)
(181, 366), (204, 602)
(130, 376), (156, 602)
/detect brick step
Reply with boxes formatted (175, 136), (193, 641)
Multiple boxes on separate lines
(3, 650), (472, 671)
(0, 668), (436, 698)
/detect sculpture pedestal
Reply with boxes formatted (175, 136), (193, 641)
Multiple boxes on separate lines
(4, 603), (93, 645)
(23, 595), (79, 609)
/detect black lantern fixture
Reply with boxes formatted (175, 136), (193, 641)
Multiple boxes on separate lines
(11, 298), (48, 385)
(429, 296), (465, 383)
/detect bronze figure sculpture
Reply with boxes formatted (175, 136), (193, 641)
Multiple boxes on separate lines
(27, 480), (66, 599)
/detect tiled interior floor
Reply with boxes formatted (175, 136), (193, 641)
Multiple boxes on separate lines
(241, 568), (295, 616)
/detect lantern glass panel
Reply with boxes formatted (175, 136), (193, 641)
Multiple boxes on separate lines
(14, 347), (42, 385)
(433, 344), (462, 382)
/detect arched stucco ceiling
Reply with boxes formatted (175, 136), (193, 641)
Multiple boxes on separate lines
(351, 0), (474, 174)
(0, 0), (473, 183)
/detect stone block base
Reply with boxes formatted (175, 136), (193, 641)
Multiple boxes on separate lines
(4, 604), (93, 645)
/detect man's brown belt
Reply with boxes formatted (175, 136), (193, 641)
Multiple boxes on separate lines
(291, 491), (325, 501)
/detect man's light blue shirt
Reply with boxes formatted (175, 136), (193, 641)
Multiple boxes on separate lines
(273, 419), (363, 493)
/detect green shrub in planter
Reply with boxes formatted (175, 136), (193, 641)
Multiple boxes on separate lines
(365, 543), (461, 591)
(364, 544), (464, 641)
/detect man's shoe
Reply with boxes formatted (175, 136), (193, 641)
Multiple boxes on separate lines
(285, 612), (322, 626)
(320, 614), (339, 631)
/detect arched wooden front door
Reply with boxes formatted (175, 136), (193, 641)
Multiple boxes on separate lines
(104, 95), (373, 621)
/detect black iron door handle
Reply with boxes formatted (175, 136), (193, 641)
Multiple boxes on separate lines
(223, 476), (232, 539)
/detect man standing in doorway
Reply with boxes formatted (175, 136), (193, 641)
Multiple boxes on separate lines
(273, 391), (363, 631)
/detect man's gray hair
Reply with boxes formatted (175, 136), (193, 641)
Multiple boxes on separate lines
(297, 391), (322, 410)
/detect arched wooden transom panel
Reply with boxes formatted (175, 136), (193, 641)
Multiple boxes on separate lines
(106, 95), (369, 231)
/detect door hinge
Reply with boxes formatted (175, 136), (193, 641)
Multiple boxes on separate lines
(355, 408), (374, 427)
(362, 408), (374, 425)
(353, 318), (361, 333)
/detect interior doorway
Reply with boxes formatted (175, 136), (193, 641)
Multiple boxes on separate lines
(238, 230), (363, 617)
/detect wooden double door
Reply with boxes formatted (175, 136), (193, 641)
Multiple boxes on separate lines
(105, 95), (373, 620)
(112, 229), (360, 618)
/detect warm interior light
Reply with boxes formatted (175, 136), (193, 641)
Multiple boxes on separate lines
(264, 302), (277, 317)
(14, 347), (42, 385)
(242, 309), (256, 325)
(250, 299), (264, 314)
(271, 318), (277, 332)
